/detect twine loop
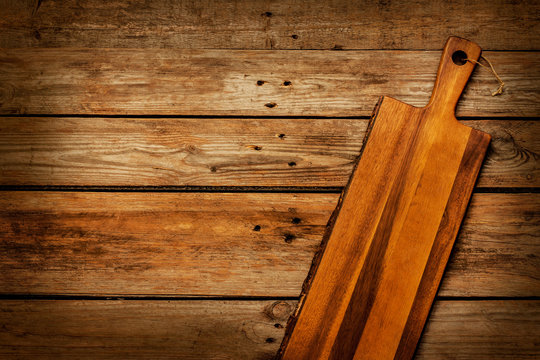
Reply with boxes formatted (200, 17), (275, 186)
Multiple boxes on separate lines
(466, 55), (505, 96)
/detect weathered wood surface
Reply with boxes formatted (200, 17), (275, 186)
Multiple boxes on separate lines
(415, 300), (540, 360)
(1, 0), (538, 50)
(0, 49), (538, 117)
(0, 299), (292, 360)
(279, 38), (490, 359)
(0, 299), (537, 359)
(440, 193), (540, 298)
(0, 1), (537, 358)
(1, 192), (537, 297)
(0, 118), (537, 188)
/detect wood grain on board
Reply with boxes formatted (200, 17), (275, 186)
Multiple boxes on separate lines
(0, 49), (538, 117)
(0, 299), (537, 359)
(1, 192), (537, 297)
(279, 37), (491, 360)
(0, 118), (537, 188)
(1, 0), (538, 50)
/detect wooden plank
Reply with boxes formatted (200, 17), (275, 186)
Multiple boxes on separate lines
(0, 118), (537, 188)
(1, 0), (538, 50)
(0, 299), (293, 360)
(415, 300), (540, 359)
(0, 192), (537, 297)
(0, 49), (537, 117)
(0, 299), (537, 359)
(469, 120), (539, 188)
(440, 193), (540, 298)
(0, 192), (328, 297)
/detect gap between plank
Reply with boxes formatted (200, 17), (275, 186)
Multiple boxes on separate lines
(0, 186), (538, 193)
(0, 114), (539, 121)
(0, 114), (371, 120)
(0, 294), (536, 301)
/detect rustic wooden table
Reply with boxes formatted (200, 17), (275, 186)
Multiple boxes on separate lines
(0, 1), (538, 359)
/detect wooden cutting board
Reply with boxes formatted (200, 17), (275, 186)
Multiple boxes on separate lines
(277, 36), (491, 360)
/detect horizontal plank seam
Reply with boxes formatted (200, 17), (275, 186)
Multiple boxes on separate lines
(474, 187), (540, 193)
(436, 296), (540, 301)
(0, 186), (538, 193)
(0, 295), (300, 301)
(1, 113), (540, 120)
(101, 49), (539, 52)
(0, 114), (373, 120)
(0, 114), (539, 121)
(0, 295), (537, 301)
(2, 48), (535, 52)
(0, 186), (344, 193)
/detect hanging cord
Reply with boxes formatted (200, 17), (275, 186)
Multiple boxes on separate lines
(466, 55), (505, 96)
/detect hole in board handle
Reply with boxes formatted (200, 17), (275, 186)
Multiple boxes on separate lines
(452, 50), (468, 66)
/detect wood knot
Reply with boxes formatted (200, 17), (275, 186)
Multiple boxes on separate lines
(265, 301), (294, 321)
(186, 144), (199, 154)
(0, 83), (15, 107)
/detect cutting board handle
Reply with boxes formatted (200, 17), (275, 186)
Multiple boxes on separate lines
(427, 36), (482, 117)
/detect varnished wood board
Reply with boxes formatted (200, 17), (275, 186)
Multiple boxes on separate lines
(0, 49), (538, 116)
(0, 118), (537, 188)
(1, 192), (537, 297)
(1, 0), (538, 50)
(0, 299), (537, 359)
(279, 37), (490, 359)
